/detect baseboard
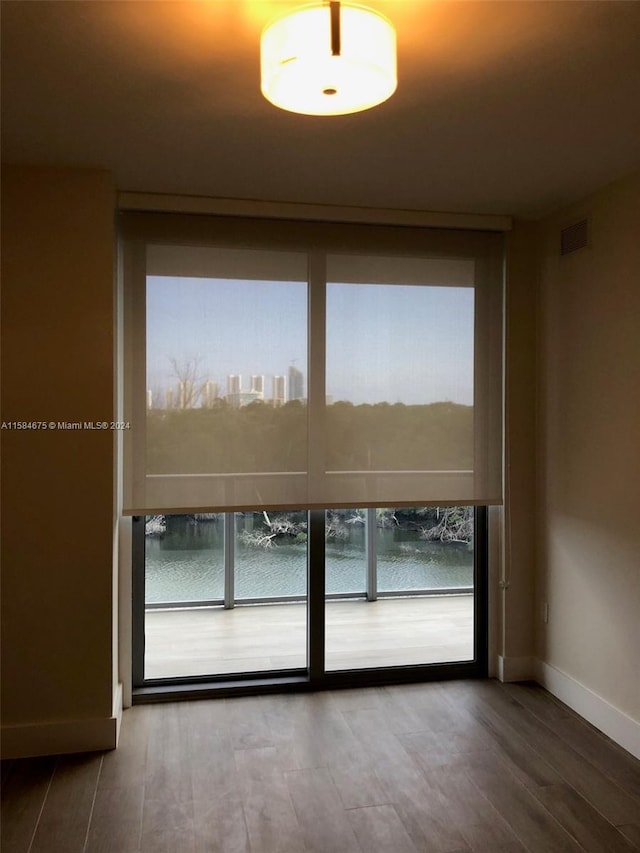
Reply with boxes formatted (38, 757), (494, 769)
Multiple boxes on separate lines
(1, 705), (121, 760)
(497, 655), (535, 682)
(534, 659), (640, 760)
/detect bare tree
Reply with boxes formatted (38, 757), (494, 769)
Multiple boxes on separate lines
(241, 511), (308, 548)
(420, 506), (473, 544)
(168, 356), (207, 409)
(325, 511), (350, 540)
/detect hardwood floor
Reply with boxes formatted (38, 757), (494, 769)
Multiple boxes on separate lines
(145, 596), (474, 679)
(2, 681), (640, 852)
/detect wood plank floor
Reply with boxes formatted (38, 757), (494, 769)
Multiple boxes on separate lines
(3, 681), (640, 853)
(145, 596), (474, 679)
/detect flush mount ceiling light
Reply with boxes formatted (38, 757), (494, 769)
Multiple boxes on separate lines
(260, 1), (397, 116)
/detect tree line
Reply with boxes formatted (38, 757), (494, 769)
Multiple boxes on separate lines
(146, 400), (472, 474)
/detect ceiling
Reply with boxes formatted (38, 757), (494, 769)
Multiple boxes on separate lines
(2, 0), (640, 219)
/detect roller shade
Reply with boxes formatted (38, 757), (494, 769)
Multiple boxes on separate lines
(121, 213), (504, 513)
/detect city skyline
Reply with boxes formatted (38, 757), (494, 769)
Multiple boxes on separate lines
(146, 368), (301, 409)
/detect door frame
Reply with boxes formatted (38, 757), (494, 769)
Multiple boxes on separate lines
(131, 506), (488, 701)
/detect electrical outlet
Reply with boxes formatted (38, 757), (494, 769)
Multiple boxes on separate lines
(542, 602), (549, 624)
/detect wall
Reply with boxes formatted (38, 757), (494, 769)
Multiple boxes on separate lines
(535, 172), (640, 756)
(1, 165), (120, 757)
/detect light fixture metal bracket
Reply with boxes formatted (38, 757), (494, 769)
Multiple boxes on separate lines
(330, 1), (341, 56)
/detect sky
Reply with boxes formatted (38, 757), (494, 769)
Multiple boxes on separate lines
(146, 276), (474, 406)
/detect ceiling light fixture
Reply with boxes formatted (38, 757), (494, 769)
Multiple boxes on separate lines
(260, 1), (397, 116)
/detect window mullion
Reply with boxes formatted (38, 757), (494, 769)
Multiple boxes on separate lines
(307, 251), (327, 492)
(132, 515), (146, 686)
(307, 509), (326, 680)
(224, 512), (235, 609)
(365, 507), (377, 601)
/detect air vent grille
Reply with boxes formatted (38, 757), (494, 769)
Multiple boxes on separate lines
(561, 219), (589, 256)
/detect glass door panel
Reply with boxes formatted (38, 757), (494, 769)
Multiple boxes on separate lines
(144, 514), (225, 679)
(234, 510), (308, 672)
(235, 511), (307, 600)
(377, 508), (474, 594)
(325, 509), (367, 595)
(145, 514), (224, 606)
(143, 511), (307, 680)
(325, 506), (475, 671)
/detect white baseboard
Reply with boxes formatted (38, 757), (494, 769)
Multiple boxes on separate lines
(497, 655), (535, 682)
(534, 659), (640, 760)
(2, 704), (121, 760)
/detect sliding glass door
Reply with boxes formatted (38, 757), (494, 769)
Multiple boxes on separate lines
(134, 505), (486, 687)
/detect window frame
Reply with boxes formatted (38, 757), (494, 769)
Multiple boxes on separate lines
(121, 212), (499, 699)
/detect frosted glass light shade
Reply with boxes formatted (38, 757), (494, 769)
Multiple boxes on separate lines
(261, 3), (397, 116)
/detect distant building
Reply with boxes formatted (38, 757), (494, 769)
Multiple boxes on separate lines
(202, 381), (219, 408)
(147, 389), (153, 410)
(227, 374), (241, 396)
(288, 365), (304, 401)
(272, 375), (286, 407)
(250, 375), (265, 397)
(165, 387), (174, 409)
(227, 390), (263, 409)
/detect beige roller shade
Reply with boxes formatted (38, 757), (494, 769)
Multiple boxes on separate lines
(121, 213), (504, 513)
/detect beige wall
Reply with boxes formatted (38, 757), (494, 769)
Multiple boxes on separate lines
(499, 222), (538, 673)
(536, 172), (640, 722)
(1, 166), (118, 756)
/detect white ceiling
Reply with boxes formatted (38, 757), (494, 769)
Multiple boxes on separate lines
(2, 0), (640, 219)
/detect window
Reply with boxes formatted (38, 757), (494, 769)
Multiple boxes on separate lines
(122, 213), (502, 692)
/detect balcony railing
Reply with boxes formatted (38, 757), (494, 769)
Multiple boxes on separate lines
(145, 508), (474, 610)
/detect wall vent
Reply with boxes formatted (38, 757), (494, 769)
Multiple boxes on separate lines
(561, 218), (589, 256)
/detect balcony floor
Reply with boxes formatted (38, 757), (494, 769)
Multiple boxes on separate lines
(145, 594), (474, 679)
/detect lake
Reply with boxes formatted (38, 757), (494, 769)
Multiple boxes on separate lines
(145, 516), (474, 604)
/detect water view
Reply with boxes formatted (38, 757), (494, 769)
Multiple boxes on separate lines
(145, 511), (474, 604)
